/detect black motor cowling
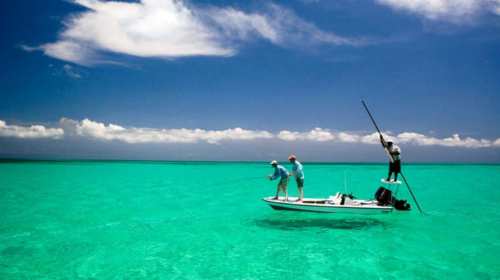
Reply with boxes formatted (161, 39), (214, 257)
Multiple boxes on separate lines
(374, 187), (393, 205)
(394, 199), (411, 211)
(374, 187), (411, 211)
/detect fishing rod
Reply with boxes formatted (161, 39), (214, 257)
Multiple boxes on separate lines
(361, 100), (424, 214)
(210, 176), (263, 187)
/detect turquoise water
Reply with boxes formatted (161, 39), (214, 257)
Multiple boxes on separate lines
(0, 161), (499, 279)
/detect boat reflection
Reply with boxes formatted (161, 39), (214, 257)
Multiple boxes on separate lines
(254, 217), (385, 231)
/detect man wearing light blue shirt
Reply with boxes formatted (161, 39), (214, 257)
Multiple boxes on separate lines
(268, 160), (289, 201)
(288, 155), (305, 202)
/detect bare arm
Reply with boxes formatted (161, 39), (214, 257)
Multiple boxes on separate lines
(384, 148), (394, 163)
(379, 135), (394, 162)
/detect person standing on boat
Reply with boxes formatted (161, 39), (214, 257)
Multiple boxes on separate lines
(380, 136), (401, 182)
(268, 160), (289, 201)
(288, 155), (305, 202)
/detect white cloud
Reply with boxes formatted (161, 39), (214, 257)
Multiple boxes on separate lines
(494, 138), (500, 146)
(41, 41), (96, 66)
(277, 128), (335, 142)
(19, 44), (39, 52)
(207, 4), (364, 47)
(376, 0), (500, 23)
(276, 130), (302, 141)
(336, 132), (361, 143)
(495, 0), (500, 15)
(206, 7), (280, 44)
(38, 0), (232, 64)
(63, 64), (82, 79)
(65, 118), (273, 144)
(2, 117), (499, 149)
(277, 129), (498, 148)
(30, 0), (361, 65)
(0, 120), (64, 139)
(396, 132), (493, 148)
(360, 132), (385, 144)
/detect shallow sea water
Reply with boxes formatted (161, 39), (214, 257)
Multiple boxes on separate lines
(0, 161), (499, 279)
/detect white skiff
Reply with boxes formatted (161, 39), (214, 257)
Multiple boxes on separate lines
(262, 194), (393, 214)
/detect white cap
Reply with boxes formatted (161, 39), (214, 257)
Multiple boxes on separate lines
(270, 160), (278, 165)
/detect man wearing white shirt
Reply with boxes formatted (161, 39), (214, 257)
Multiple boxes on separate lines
(380, 136), (401, 182)
(288, 155), (305, 202)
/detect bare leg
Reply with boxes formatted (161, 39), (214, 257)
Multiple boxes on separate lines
(274, 184), (280, 200)
(296, 187), (303, 202)
(279, 179), (288, 201)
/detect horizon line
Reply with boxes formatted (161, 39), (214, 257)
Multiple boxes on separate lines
(0, 158), (498, 165)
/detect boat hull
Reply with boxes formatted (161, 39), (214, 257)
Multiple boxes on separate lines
(263, 197), (393, 214)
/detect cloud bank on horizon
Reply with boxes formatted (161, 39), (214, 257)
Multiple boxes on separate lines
(0, 120), (64, 139)
(1, 118), (499, 149)
(27, 0), (364, 65)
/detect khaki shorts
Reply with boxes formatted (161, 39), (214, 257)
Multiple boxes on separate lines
(278, 177), (288, 189)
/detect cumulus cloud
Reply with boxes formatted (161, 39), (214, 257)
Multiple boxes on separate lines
(0, 120), (64, 139)
(2, 118), (499, 149)
(396, 132), (493, 148)
(494, 138), (500, 146)
(277, 128), (335, 142)
(53, 118), (500, 148)
(276, 129), (383, 145)
(62, 118), (274, 144)
(376, 0), (500, 23)
(277, 129), (499, 149)
(30, 0), (362, 65)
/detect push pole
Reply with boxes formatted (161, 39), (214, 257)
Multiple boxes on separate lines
(361, 100), (424, 214)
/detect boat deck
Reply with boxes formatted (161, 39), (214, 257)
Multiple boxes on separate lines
(263, 196), (393, 214)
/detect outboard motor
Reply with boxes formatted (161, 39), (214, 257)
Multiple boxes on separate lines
(394, 199), (411, 211)
(374, 187), (393, 205)
(375, 186), (411, 210)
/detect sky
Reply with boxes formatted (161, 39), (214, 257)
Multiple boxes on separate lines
(1, 0), (500, 162)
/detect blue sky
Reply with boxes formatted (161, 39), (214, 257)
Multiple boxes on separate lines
(0, 0), (500, 162)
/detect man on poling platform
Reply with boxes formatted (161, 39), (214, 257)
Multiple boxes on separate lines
(380, 135), (401, 182)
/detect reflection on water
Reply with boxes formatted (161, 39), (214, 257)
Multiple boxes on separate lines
(254, 217), (385, 231)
